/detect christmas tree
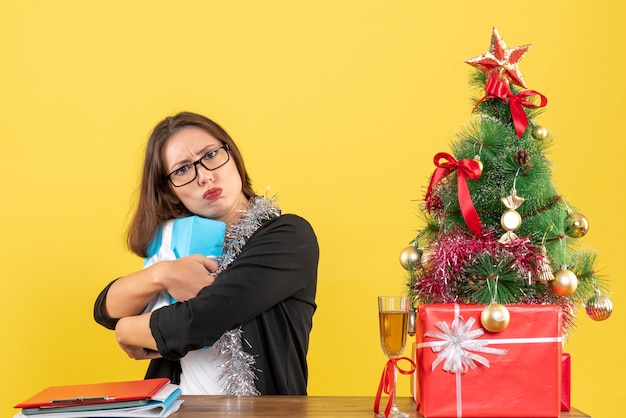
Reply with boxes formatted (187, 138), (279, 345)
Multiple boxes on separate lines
(401, 28), (612, 334)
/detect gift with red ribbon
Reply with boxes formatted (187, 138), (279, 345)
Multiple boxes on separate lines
(414, 304), (562, 417)
(474, 73), (548, 138)
(425, 152), (483, 236)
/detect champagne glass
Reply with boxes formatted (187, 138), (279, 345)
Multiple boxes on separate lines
(377, 296), (410, 418)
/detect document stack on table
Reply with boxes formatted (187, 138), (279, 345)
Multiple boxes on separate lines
(13, 378), (183, 417)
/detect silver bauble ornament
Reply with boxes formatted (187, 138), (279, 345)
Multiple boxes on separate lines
(399, 246), (421, 270)
(480, 303), (510, 332)
(585, 292), (613, 321)
(407, 307), (417, 336)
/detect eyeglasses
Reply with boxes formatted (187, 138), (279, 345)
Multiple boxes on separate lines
(166, 144), (231, 187)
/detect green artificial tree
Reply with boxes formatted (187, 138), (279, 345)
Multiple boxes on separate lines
(401, 27), (612, 334)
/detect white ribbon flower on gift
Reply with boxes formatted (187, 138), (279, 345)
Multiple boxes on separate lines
(424, 316), (508, 373)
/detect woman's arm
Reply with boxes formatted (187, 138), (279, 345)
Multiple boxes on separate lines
(94, 254), (219, 328)
(115, 312), (161, 359)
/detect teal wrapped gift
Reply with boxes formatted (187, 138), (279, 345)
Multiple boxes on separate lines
(145, 216), (226, 262)
(143, 216), (226, 309)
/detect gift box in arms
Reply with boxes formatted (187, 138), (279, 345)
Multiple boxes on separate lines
(143, 216), (226, 311)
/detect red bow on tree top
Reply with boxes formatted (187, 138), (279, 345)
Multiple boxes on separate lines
(476, 74), (548, 138)
(425, 153), (483, 236)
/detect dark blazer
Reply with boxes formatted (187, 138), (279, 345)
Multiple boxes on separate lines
(94, 214), (319, 395)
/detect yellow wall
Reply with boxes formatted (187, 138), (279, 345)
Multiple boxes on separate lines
(1, 2), (623, 417)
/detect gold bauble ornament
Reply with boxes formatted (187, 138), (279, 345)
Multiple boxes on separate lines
(399, 246), (421, 270)
(473, 155), (484, 173)
(585, 291), (613, 321)
(480, 303), (510, 332)
(420, 247), (436, 270)
(551, 268), (578, 296)
(533, 125), (548, 140)
(565, 212), (589, 238)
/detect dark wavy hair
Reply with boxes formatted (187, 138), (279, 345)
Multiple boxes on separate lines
(127, 111), (256, 257)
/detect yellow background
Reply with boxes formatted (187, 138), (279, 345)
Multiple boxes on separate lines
(1, 1), (623, 417)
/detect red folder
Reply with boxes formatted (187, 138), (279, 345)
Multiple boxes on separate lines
(14, 378), (170, 409)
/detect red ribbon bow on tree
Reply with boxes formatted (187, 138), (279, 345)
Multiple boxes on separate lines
(374, 357), (416, 418)
(476, 74), (548, 138)
(425, 152), (483, 236)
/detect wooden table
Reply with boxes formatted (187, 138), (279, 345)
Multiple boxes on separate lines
(173, 396), (591, 417)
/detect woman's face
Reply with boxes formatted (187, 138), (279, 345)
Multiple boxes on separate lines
(163, 126), (248, 225)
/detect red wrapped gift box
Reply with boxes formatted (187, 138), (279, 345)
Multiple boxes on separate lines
(561, 352), (571, 411)
(415, 304), (562, 418)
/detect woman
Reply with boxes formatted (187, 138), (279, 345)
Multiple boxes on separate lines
(94, 112), (319, 396)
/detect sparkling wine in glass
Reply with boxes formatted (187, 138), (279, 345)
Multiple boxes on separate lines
(377, 296), (410, 418)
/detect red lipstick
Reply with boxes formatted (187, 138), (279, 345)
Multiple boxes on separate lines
(203, 188), (222, 200)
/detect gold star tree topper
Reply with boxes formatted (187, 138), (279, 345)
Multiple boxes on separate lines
(465, 27), (532, 88)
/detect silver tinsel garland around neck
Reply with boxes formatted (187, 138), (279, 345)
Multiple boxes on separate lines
(212, 194), (281, 396)
(215, 195), (281, 276)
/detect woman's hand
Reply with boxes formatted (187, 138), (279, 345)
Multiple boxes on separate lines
(118, 342), (163, 360)
(158, 254), (219, 301)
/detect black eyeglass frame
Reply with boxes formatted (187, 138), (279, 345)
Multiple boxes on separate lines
(166, 144), (231, 187)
